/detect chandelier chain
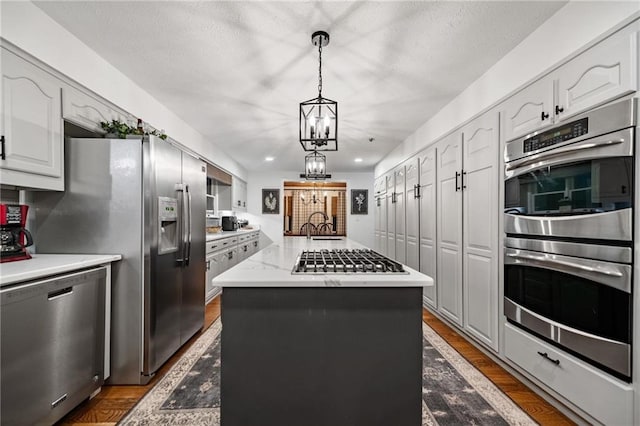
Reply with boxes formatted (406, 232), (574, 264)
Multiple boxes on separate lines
(318, 41), (323, 97)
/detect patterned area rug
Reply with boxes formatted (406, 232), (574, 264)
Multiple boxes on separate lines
(119, 320), (536, 425)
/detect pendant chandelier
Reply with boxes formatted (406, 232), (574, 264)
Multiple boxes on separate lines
(300, 184), (327, 205)
(300, 150), (331, 180)
(299, 30), (338, 152)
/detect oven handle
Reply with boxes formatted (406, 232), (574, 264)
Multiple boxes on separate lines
(505, 248), (630, 293)
(504, 129), (632, 179)
(506, 251), (623, 277)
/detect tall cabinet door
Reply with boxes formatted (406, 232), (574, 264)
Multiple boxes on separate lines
(419, 147), (437, 308)
(394, 166), (406, 264)
(385, 173), (396, 260)
(379, 194), (388, 256)
(436, 131), (463, 326)
(404, 158), (420, 270)
(462, 112), (499, 351)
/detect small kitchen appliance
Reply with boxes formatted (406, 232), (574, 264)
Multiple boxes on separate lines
(222, 215), (238, 231)
(0, 204), (33, 263)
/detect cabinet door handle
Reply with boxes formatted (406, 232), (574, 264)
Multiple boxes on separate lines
(555, 105), (564, 115)
(206, 260), (211, 270)
(537, 351), (560, 365)
(1, 136), (5, 160)
(455, 171), (461, 192)
(541, 111), (549, 121)
(414, 184), (421, 199)
(462, 171), (467, 190)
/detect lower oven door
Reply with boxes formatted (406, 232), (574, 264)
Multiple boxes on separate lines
(504, 246), (632, 381)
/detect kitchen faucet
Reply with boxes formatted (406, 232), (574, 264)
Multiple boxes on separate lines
(306, 211), (328, 239)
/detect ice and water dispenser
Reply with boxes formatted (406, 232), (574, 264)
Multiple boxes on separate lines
(158, 197), (178, 254)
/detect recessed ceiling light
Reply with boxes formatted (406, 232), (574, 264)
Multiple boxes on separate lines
(354, 158), (363, 163)
(265, 156), (275, 161)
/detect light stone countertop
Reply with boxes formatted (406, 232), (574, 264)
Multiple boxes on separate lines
(0, 254), (122, 287)
(212, 237), (433, 288)
(206, 227), (260, 242)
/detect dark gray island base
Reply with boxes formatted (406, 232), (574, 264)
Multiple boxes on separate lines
(220, 286), (423, 426)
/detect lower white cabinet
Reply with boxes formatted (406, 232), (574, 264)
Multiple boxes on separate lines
(505, 324), (633, 426)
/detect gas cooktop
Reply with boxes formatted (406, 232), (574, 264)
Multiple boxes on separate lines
(292, 249), (407, 274)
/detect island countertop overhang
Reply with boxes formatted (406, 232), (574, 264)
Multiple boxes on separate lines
(212, 237), (433, 287)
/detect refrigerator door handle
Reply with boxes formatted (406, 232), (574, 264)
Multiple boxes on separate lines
(175, 183), (188, 265)
(185, 184), (192, 266)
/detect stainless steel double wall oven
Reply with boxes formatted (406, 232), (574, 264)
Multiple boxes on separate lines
(503, 98), (636, 381)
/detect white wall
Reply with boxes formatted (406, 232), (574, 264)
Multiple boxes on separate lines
(0, 1), (247, 180)
(376, 1), (640, 176)
(238, 171), (375, 248)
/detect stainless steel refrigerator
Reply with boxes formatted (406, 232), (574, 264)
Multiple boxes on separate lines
(35, 135), (206, 384)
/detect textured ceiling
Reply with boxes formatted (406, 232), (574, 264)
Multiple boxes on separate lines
(35, 1), (566, 173)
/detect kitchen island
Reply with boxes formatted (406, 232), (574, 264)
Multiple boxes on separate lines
(213, 238), (432, 426)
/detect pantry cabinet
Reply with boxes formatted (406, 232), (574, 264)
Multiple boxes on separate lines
(393, 166), (406, 264)
(0, 48), (63, 190)
(404, 157), (419, 271)
(436, 130), (463, 327)
(502, 27), (637, 142)
(418, 147), (437, 308)
(373, 176), (387, 254)
(385, 172), (395, 260)
(461, 112), (499, 351)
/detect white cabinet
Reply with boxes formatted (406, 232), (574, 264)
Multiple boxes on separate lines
(385, 172), (395, 260)
(205, 251), (224, 302)
(461, 113), (499, 351)
(436, 131), (463, 326)
(502, 77), (554, 142)
(418, 147), (437, 309)
(556, 29), (637, 121)
(393, 166), (406, 264)
(505, 324), (633, 426)
(232, 176), (247, 211)
(373, 176), (387, 254)
(404, 158), (419, 271)
(62, 85), (131, 134)
(435, 112), (499, 349)
(502, 28), (638, 142)
(1, 48), (63, 190)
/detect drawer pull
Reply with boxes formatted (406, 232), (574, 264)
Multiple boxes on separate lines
(48, 287), (73, 300)
(537, 351), (560, 365)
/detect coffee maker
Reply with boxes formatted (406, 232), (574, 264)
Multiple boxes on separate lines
(0, 204), (33, 263)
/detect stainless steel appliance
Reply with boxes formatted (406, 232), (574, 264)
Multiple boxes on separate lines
(222, 215), (238, 231)
(0, 204), (33, 262)
(503, 98), (637, 382)
(504, 98), (635, 241)
(292, 249), (407, 274)
(1, 267), (106, 425)
(35, 135), (206, 384)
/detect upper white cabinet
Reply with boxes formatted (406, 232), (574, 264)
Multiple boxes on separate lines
(404, 157), (419, 271)
(436, 130), (463, 327)
(461, 112), (499, 352)
(1, 48), (63, 191)
(232, 176), (247, 211)
(501, 78), (555, 143)
(62, 85), (131, 134)
(502, 28), (637, 142)
(556, 29), (637, 120)
(418, 147), (437, 309)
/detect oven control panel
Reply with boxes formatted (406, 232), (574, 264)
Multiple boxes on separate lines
(523, 118), (588, 153)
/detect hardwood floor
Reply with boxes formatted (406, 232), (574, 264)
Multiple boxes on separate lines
(58, 297), (573, 425)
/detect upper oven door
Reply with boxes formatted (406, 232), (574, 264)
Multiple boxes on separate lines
(504, 128), (634, 241)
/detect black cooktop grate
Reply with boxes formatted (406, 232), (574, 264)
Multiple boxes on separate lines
(292, 249), (407, 274)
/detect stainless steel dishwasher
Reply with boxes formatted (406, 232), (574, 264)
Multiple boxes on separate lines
(1, 267), (106, 426)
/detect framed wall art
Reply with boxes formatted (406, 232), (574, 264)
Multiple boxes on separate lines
(350, 189), (368, 215)
(262, 188), (280, 214)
